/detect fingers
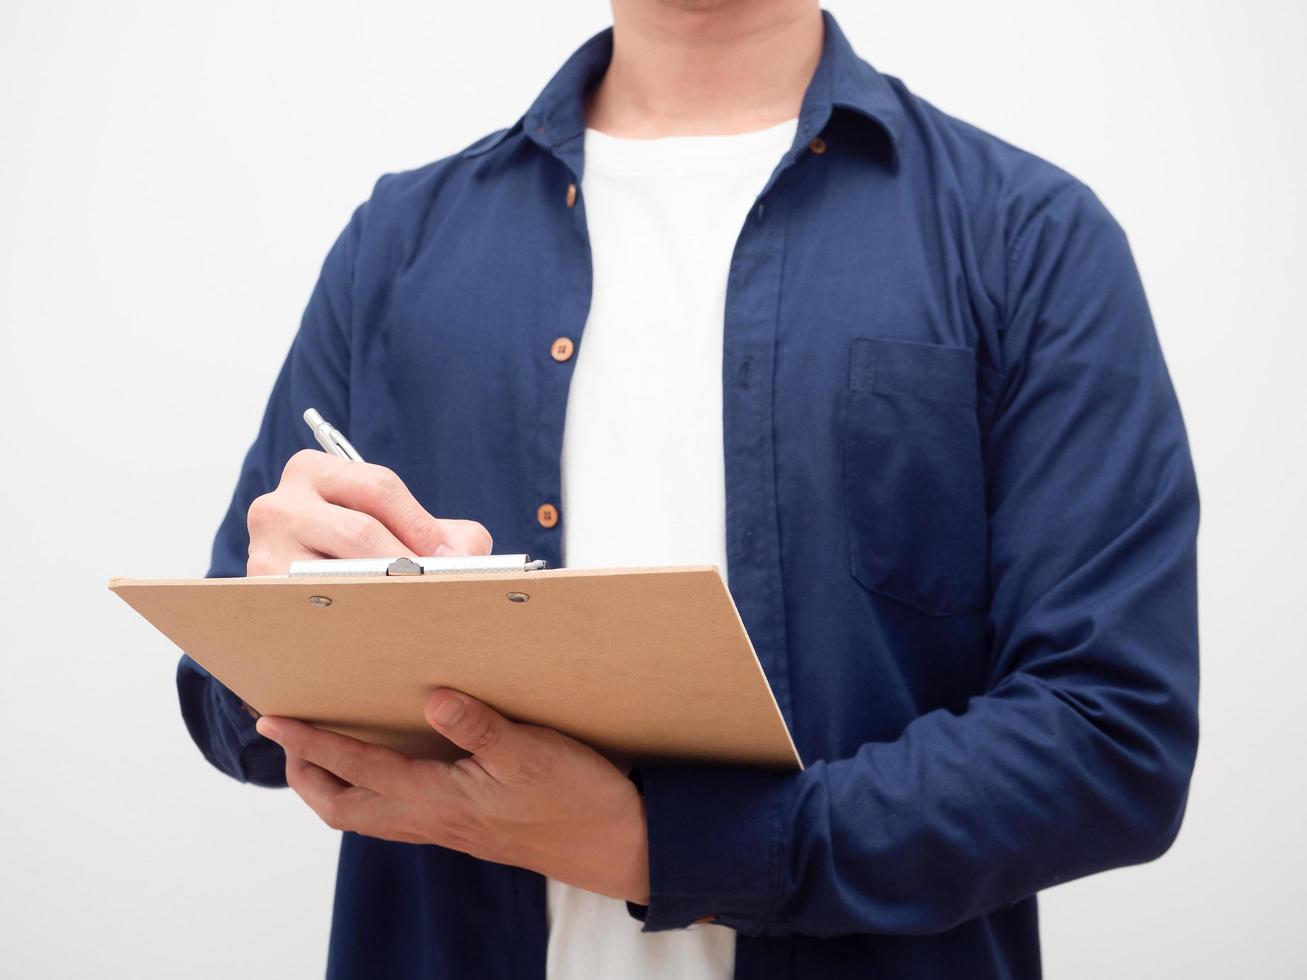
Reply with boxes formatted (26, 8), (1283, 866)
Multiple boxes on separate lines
(430, 519), (494, 558)
(284, 754), (400, 836)
(248, 495), (412, 574)
(425, 690), (528, 775)
(283, 449), (493, 557)
(246, 491), (320, 575)
(257, 716), (412, 796)
(246, 536), (318, 576)
(300, 502), (415, 559)
(285, 754), (371, 821)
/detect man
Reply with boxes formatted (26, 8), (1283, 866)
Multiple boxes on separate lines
(178, 1), (1200, 978)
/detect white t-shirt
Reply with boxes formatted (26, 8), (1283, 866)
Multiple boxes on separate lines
(552, 118), (798, 980)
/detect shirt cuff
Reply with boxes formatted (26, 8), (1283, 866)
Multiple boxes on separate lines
(627, 763), (796, 933)
(177, 655), (285, 786)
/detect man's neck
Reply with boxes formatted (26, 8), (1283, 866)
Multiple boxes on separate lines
(587, 0), (823, 138)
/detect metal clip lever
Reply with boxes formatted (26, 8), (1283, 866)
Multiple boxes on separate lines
(386, 557), (424, 576)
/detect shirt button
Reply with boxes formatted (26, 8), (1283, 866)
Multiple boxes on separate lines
(550, 337), (575, 362)
(566, 182), (578, 208)
(693, 915), (717, 925)
(809, 136), (827, 155)
(537, 503), (559, 528)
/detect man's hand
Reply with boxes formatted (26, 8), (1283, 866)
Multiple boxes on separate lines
(246, 449), (492, 574)
(255, 690), (651, 905)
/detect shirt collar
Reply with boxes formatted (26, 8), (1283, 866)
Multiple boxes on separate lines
(468, 11), (901, 170)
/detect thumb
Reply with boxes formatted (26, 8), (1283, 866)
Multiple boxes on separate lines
(425, 689), (522, 765)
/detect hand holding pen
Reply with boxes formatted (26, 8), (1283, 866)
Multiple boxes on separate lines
(242, 408), (492, 575)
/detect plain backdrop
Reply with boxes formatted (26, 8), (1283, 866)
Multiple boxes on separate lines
(2, 1), (1304, 977)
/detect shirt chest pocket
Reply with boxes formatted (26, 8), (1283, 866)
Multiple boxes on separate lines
(843, 337), (989, 616)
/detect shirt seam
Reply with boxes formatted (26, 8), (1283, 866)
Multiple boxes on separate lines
(1003, 181), (1088, 328)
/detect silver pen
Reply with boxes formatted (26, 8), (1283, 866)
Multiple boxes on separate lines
(303, 407), (364, 462)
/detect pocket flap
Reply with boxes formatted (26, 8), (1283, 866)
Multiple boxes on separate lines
(850, 337), (977, 406)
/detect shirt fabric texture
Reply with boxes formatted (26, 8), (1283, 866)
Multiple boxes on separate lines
(177, 12), (1200, 980)
(549, 117), (799, 980)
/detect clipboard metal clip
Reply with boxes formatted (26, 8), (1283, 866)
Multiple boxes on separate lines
(381, 559), (548, 574)
(288, 554), (549, 577)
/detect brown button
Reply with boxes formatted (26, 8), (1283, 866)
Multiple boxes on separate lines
(566, 182), (578, 208)
(550, 336), (575, 362)
(809, 136), (827, 155)
(537, 503), (559, 528)
(693, 915), (718, 925)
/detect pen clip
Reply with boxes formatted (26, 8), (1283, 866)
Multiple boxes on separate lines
(304, 407), (364, 462)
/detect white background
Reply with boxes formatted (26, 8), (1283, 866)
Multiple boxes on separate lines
(2, 1), (1303, 977)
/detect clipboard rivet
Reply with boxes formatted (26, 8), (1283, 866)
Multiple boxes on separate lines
(308, 595), (333, 607)
(506, 592), (529, 603)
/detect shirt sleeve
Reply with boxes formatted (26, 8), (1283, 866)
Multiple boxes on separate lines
(630, 183), (1200, 936)
(175, 200), (367, 787)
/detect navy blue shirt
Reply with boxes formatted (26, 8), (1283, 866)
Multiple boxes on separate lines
(178, 12), (1199, 979)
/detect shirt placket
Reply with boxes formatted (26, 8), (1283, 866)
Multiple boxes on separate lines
(526, 128), (593, 572)
(722, 108), (832, 741)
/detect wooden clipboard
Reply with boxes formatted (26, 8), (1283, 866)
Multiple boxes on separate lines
(110, 565), (801, 770)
